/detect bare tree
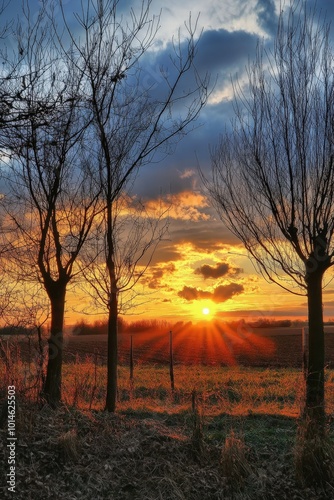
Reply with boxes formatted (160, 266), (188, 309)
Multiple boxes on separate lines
(0, 1), (9, 39)
(0, 4), (102, 406)
(78, 194), (168, 411)
(80, 193), (169, 316)
(205, 2), (334, 431)
(60, 0), (209, 411)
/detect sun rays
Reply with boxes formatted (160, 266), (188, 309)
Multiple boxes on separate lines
(121, 321), (276, 366)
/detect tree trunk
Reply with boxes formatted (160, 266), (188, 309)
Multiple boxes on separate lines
(304, 269), (325, 431)
(42, 284), (66, 407)
(105, 285), (118, 412)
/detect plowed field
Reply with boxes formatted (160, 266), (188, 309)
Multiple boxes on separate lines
(59, 326), (334, 368)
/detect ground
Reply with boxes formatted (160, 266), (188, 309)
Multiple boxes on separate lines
(1, 331), (334, 499)
(1, 398), (334, 499)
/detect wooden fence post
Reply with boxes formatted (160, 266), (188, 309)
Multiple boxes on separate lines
(130, 335), (134, 382)
(302, 327), (307, 380)
(169, 330), (174, 392)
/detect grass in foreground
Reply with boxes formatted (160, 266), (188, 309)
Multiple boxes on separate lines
(1, 396), (333, 499)
(1, 351), (334, 499)
(61, 362), (334, 417)
(2, 347), (334, 415)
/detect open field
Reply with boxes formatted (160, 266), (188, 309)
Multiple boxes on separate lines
(1, 363), (334, 499)
(5, 325), (334, 368)
(57, 364), (334, 416)
(53, 326), (334, 367)
(2, 329), (334, 498)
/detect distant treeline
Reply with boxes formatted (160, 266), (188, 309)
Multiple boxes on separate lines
(226, 318), (308, 329)
(71, 317), (310, 336)
(0, 325), (41, 336)
(4, 317), (331, 337)
(72, 318), (172, 336)
(246, 318), (293, 328)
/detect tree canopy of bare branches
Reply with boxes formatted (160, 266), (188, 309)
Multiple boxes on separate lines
(205, 1), (334, 429)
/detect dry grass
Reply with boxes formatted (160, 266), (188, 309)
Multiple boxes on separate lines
(294, 418), (334, 487)
(220, 430), (253, 490)
(189, 390), (205, 459)
(58, 428), (80, 462)
(1, 339), (334, 498)
(2, 398), (332, 499)
(1, 339), (334, 418)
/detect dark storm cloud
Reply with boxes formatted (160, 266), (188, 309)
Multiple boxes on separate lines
(195, 261), (242, 279)
(255, 0), (278, 36)
(131, 24), (261, 202)
(135, 25), (259, 111)
(178, 282), (244, 303)
(194, 28), (259, 74)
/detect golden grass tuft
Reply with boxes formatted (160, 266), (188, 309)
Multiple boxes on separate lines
(294, 419), (334, 487)
(220, 430), (253, 489)
(189, 390), (205, 459)
(58, 428), (80, 462)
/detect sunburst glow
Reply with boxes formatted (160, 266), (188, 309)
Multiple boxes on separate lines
(202, 307), (210, 315)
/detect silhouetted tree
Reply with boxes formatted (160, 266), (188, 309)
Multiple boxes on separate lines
(0, 4), (102, 406)
(80, 193), (168, 315)
(205, 2), (334, 431)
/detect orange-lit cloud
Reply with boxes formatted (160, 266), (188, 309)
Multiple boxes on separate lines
(194, 261), (242, 279)
(147, 263), (176, 289)
(145, 191), (210, 221)
(178, 283), (244, 303)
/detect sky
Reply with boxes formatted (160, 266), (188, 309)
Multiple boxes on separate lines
(123, 0), (334, 324)
(3, 0), (334, 325)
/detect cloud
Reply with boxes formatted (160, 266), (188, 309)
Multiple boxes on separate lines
(178, 282), (244, 303)
(178, 168), (196, 179)
(147, 263), (176, 289)
(134, 23), (259, 116)
(140, 218), (243, 267)
(213, 283), (244, 302)
(194, 28), (258, 75)
(178, 286), (205, 301)
(323, 300), (334, 307)
(195, 261), (242, 279)
(170, 219), (241, 250)
(145, 191), (210, 221)
(255, 0), (278, 36)
(216, 306), (308, 319)
(148, 244), (183, 265)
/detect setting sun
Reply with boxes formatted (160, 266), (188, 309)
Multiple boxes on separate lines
(202, 307), (210, 315)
